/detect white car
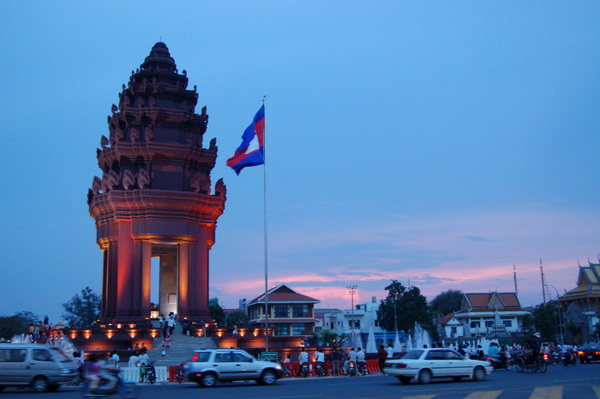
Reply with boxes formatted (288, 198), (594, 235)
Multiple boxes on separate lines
(383, 348), (493, 384)
(183, 349), (285, 387)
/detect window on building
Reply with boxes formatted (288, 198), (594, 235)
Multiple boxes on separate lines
(470, 321), (480, 328)
(274, 305), (289, 318)
(485, 320), (494, 328)
(274, 324), (290, 336)
(292, 323), (306, 336)
(349, 320), (360, 329)
(503, 320), (512, 327)
(292, 304), (309, 317)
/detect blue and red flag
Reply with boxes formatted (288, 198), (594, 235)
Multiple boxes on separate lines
(227, 105), (265, 175)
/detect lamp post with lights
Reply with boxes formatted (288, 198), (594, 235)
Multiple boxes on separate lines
(347, 285), (357, 347)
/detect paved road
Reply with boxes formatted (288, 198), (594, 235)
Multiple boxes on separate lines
(1, 362), (598, 398)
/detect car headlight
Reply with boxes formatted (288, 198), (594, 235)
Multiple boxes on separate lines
(275, 364), (282, 369)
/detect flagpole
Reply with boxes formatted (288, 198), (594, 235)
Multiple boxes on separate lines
(262, 95), (269, 352)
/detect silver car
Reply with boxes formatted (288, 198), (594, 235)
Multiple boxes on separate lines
(183, 349), (285, 387)
(383, 348), (493, 384)
(0, 344), (77, 392)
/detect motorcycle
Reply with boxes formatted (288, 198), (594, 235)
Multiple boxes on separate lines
(486, 355), (508, 370)
(561, 350), (577, 366)
(144, 361), (157, 384)
(347, 360), (357, 376)
(357, 361), (368, 375)
(315, 362), (327, 377)
(552, 351), (562, 365)
(298, 362), (309, 377)
(82, 369), (140, 399)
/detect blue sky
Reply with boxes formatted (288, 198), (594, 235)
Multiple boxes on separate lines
(1, 1), (598, 323)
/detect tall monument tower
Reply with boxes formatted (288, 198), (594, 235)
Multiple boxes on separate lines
(88, 42), (226, 324)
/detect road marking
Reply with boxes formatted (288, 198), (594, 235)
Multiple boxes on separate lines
(464, 391), (502, 399)
(530, 386), (562, 399)
(592, 386), (600, 398)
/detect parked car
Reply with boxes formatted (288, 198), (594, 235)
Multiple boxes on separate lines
(577, 343), (600, 364)
(183, 349), (285, 387)
(0, 344), (77, 392)
(383, 348), (493, 384)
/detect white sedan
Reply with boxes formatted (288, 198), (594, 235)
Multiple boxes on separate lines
(383, 348), (493, 384)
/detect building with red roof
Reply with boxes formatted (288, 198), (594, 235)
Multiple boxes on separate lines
(247, 284), (320, 339)
(449, 292), (530, 338)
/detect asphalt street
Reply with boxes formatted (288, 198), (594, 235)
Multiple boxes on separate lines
(1, 362), (598, 399)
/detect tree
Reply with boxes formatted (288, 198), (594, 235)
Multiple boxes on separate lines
(0, 311), (39, 340)
(223, 310), (249, 328)
(209, 303), (225, 325)
(377, 280), (437, 338)
(430, 290), (464, 316)
(530, 303), (559, 342)
(62, 287), (101, 328)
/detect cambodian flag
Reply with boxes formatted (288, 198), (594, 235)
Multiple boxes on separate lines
(227, 105), (265, 175)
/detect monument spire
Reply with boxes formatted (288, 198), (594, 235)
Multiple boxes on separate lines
(88, 42), (226, 324)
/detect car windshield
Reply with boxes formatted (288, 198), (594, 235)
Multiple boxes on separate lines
(402, 350), (424, 360)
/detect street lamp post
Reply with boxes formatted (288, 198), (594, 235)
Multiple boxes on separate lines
(545, 284), (564, 344)
(347, 285), (357, 347)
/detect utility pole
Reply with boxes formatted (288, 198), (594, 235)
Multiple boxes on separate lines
(347, 285), (357, 347)
(513, 263), (519, 296)
(540, 259), (546, 304)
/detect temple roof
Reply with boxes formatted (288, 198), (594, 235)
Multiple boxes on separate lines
(560, 261), (600, 300)
(460, 292), (522, 310)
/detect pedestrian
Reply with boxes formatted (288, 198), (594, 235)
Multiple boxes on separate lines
(386, 343), (394, 359)
(159, 314), (165, 330)
(165, 334), (171, 349)
(167, 314), (176, 335)
(331, 347), (342, 376)
(378, 345), (387, 373)
(161, 345), (167, 357)
(128, 351), (139, 367)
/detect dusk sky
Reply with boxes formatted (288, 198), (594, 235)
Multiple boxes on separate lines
(1, 1), (599, 324)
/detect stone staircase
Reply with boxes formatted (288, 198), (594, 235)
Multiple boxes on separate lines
(145, 325), (216, 367)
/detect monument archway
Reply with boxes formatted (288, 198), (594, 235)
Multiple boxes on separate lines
(89, 42), (226, 324)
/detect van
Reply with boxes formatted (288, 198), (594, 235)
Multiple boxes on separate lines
(0, 343), (77, 392)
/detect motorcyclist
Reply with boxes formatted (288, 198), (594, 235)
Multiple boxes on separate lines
(488, 342), (499, 358)
(298, 348), (309, 376)
(346, 348), (357, 374)
(86, 354), (118, 393)
(315, 348), (326, 375)
(356, 347), (367, 374)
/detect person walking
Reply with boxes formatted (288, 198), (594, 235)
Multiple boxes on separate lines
(331, 347), (342, 376)
(378, 345), (387, 373)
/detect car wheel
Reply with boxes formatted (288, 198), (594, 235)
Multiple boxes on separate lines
(32, 377), (49, 392)
(259, 370), (277, 385)
(418, 369), (432, 384)
(398, 376), (411, 384)
(200, 372), (217, 387)
(473, 366), (486, 381)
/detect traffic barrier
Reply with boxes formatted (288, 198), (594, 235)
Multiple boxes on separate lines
(121, 366), (168, 383)
(367, 359), (379, 374)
